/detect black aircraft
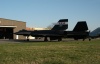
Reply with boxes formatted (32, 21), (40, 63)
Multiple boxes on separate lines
(64, 21), (90, 41)
(15, 19), (89, 41)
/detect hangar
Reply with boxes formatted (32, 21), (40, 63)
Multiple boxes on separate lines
(0, 18), (26, 39)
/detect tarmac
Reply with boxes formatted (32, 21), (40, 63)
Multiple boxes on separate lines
(0, 39), (21, 43)
(0, 38), (75, 43)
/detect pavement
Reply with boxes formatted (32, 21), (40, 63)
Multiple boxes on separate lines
(0, 39), (21, 43)
(0, 38), (76, 43)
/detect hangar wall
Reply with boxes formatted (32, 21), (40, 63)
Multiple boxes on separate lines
(0, 18), (26, 39)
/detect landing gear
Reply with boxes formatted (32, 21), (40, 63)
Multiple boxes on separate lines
(44, 37), (48, 41)
(26, 36), (29, 41)
(27, 39), (29, 41)
(58, 38), (62, 41)
(89, 38), (91, 41)
(74, 38), (78, 41)
(83, 38), (85, 41)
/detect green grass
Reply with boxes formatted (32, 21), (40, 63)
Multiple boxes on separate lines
(0, 39), (100, 64)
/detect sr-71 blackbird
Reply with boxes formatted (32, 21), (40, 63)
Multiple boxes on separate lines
(15, 19), (89, 41)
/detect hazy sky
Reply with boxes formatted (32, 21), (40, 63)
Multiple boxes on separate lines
(0, 0), (100, 31)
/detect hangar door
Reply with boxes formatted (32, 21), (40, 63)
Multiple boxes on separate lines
(0, 27), (14, 39)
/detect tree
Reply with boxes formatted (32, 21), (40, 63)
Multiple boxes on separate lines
(46, 23), (55, 30)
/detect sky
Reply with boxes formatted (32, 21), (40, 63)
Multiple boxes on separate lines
(0, 0), (100, 31)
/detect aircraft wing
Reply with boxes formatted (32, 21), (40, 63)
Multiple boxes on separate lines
(15, 29), (63, 37)
(30, 33), (62, 37)
(14, 29), (32, 36)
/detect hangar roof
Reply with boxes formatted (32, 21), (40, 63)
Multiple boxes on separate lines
(0, 18), (26, 23)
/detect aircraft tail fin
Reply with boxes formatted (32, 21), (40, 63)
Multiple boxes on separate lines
(73, 21), (88, 31)
(51, 19), (68, 31)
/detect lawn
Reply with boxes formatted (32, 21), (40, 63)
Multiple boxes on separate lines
(0, 39), (100, 64)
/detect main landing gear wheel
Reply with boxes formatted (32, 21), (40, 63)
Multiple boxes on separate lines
(58, 38), (62, 41)
(44, 37), (48, 41)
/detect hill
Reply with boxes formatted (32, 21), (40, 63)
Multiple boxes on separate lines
(89, 27), (100, 37)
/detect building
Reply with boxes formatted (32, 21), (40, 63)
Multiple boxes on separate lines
(26, 27), (47, 30)
(26, 27), (34, 31)
(34, 28), (46, 30)
(0, 18), (26, 39)
(26, 27), (47, 39)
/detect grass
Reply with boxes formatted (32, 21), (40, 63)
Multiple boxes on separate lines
(0, 39), (100, 64)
